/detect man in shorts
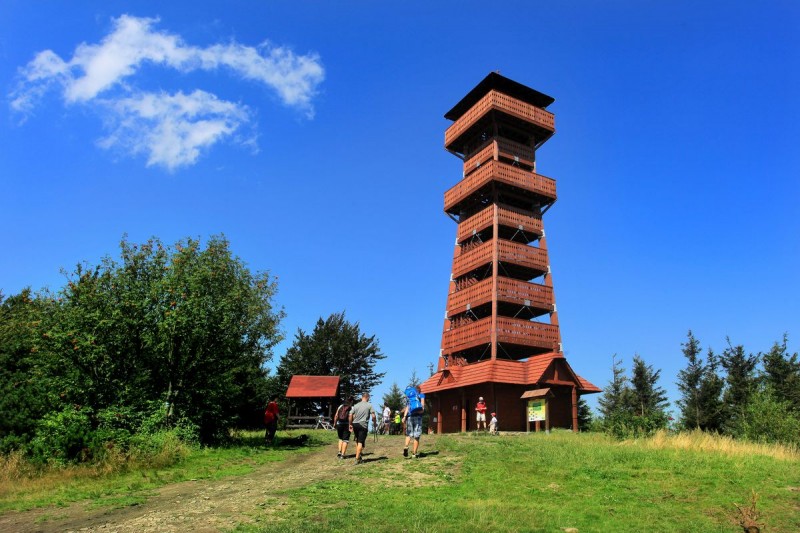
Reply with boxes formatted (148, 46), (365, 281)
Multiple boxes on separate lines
(402, 385), (426, 458)
(348, 392), (377, 465)
(475, 396), (487, 431)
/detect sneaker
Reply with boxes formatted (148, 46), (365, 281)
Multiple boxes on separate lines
(412, 454), (418, 459)
(337, 452), (342, 458)
(355, 457), (364, 465)
(403, 448), (408, 457)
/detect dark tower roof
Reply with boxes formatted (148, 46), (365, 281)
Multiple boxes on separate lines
(444, 72), (555, 121)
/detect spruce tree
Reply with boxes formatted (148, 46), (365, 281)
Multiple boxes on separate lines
(697, 348), (725, 432)
(677, 331), (704, 429)
(382, 382), (405, 414)
(628, 354), (669, 422)
(598, 354), (629, 420)
(719, 339), (758, 431)
(760, 334), (800, 412)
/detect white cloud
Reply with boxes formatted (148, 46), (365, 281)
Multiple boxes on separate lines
(97, 90), (251, 171)
(10, 15), (325, 169)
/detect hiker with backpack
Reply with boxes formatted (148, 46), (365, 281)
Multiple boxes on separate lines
(402, 385), (426, 458)
(334, 397), (355, 459)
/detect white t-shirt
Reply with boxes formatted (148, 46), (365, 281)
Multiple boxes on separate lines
(383, 406), (391, 420)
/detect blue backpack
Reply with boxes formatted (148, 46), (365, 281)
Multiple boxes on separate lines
(405, 386), (424, 415)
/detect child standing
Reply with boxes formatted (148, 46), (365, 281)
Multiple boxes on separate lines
(489, 412), (498, 435)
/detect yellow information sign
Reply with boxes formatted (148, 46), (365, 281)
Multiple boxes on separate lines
(527, 399), (546, 422)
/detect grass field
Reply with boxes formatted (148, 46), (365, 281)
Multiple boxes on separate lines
(237, 430), (799, 533)
(2, 430), (798, 532)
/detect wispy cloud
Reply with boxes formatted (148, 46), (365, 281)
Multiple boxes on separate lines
(10, 15), (325, 171)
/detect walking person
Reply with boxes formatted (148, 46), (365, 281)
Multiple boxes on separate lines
(382, 404), (391, 435)
(402, 385), (426, 458)
(333, 397), (354, 459)
(264, 395), (279, 445)
(348, 392), (377, 465)
(475, 396), (487, 431)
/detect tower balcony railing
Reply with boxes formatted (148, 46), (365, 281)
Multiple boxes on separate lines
(445, 90), (555, 151)
(452, 239), (548, 279)
(446, 277), (553, 317)
(463, 138), (536, 177)
(457, 204), (543, 244)
(498, 240), (549, 273)
(442, 316), (559, 354)
(444, 160), (556, 214)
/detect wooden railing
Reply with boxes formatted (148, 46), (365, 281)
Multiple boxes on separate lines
(452, 240), (493, 278)
(498, 240), (549, 273)
(442, 316), (559, 353)
(447, 277), (553, 316)
(462, 139), (536, 177)
(452, 239), (548, 279)
(457, 205), (543, 244)
(496, 317), (559, 348)
(445, 90), (555, 150)
(444, 159), (556, 213)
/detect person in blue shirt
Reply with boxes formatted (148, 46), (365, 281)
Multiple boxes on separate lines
(402, 385), (426, 458)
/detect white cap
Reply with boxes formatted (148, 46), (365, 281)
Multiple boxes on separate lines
(478, 397), (484, 400)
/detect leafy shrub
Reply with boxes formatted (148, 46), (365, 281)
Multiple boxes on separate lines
(28, 406), (94, 465)
(602, 412), (669, 439)
(730, 389), (800, 446)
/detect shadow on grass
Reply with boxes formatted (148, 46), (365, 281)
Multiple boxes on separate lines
(229, 431), (329, 451)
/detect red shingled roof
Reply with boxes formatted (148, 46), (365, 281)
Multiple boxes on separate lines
(420, 354), (601, 395)
(285, 375), (340, 398)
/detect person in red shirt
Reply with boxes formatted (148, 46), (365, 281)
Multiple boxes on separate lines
(475, 396), (487, 431)
(264, 395), (279, 444)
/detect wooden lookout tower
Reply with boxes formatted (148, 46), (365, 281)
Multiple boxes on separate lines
(420, 73), (600, 433)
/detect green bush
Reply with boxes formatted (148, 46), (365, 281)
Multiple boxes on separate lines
(602, 412), (669, 439)
(731, 389), (800, 446)
(28, 406), (94, 464)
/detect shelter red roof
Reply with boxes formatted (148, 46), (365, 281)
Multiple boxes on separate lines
(285, 375), (340, 398)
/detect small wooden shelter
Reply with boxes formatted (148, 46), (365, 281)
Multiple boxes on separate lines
(285, 375), (340, 428)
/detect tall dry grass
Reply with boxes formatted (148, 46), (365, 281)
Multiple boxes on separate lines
(0, 433), (192, 499)
(632, 429), (799, 461)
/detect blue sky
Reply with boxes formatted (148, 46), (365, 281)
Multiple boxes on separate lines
(2, 1), (799, 413)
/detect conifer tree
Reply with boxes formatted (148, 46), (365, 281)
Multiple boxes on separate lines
(677, 331), (704, 429)
(276, 312), (386, 414)
(697, 348), (725, 432)
(598, 354), (629, 420)
(382, 382), (405, 414)
(628, 354), (669, 421)
(760, 334), (800, 412)
(720, 339), (758, 430)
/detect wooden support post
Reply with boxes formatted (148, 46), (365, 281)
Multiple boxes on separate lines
(461, 389), (467, 432)
(572, 386), (578, 432)
(545, 399), (550, 434)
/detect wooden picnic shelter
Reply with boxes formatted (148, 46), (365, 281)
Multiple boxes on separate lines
(285, 375), (340, 429)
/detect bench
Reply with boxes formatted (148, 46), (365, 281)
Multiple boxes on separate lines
(286, 416), (334, 430)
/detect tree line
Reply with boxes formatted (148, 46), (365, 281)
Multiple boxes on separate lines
(0, 235), (389, 464)
(0, 236), (285, 462)
(596, 331), (800, 445)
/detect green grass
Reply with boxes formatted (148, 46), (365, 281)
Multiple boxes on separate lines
(0, 430), (333, 513)
(4, 430), (798, 532)
(236, 431), (800, 533)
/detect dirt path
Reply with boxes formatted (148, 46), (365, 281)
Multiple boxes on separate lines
(0, 435), (424, 533)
